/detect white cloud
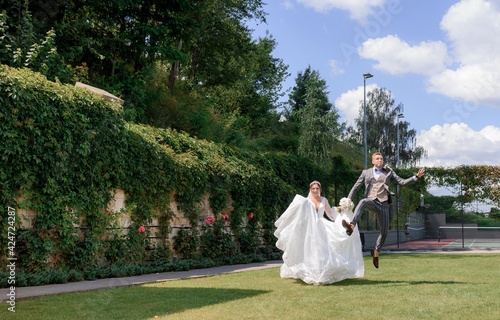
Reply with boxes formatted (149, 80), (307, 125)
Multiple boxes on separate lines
(426, 65), (500, 106)
(441, 0), (500, 65)
(425, 0), (500, 108)
(416, 123), (500, 167)
(335, 84), (377, 127)
(358, 35), (450, 75)
(348, 0), (500, 109)
(328, 59), (345, 75)
(297, 0), (387, 21)
(282, 0), (295, 10)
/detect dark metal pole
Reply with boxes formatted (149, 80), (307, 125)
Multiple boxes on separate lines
(396, 117), (399, 248)
(362, 73), (373, 169)
(461, 180), (465, 248)
(363, 78), (367, 169)
(396, 113), (403, 248)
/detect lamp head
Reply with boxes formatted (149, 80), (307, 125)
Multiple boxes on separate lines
(363, 73), (373, 79)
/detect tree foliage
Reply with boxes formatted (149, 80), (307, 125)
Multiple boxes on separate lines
(286, 67), (343, 169)
(0, 8), (69, 81)
(349, 87), (426, 168)
(426, 166), (500, 208)
(0, 0), (285, 143)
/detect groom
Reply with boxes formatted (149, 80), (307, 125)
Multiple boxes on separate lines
(342, 152), (425, 268)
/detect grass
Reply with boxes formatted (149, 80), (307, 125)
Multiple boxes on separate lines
(2, 253), (500, 320)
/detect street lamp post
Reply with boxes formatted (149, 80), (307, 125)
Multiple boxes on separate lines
(363, 73), (373, 169)
(396, 113), (404, 169)
(396, 113), (404, 247)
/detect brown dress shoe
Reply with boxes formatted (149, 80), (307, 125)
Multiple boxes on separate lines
(370, 250), (379, 268)
(342, 220), (354, 236)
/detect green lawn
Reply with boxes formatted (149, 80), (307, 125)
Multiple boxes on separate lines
(2, 253), (500, 320)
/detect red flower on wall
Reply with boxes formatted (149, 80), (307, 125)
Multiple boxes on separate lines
(138, 225), (146, 233)
(205, 216), (215, 225)
(248, 212), (254, 219)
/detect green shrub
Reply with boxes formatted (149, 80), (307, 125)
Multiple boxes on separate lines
(478, 218), (500, 227)
(149, 242), (172, 263)
(200, 215), (238, 262)
(68, 269), (84, 282)
(173, 228), (200, 259)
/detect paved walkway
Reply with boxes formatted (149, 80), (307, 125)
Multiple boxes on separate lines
(3, 246), (499, 302)
(1, 260), (283, 302)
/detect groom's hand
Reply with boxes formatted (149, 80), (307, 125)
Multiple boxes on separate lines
(416, 167), (426, 178)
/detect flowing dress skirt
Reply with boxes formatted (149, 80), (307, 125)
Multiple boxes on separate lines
(274, 195), (364, 285)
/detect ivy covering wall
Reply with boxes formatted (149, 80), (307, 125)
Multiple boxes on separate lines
(0, 65), (326, 274)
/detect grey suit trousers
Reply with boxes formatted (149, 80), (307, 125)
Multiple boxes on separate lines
(351, 198), (390, 252)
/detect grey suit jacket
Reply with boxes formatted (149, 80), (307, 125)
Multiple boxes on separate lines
(347, 167), (416, 200)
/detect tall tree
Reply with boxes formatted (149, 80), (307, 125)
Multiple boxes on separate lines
(176, 0), (287, 136)
(0, 0), (204, 83)
(288, 68), (342, 169)
(0, 0), (286, 136)
(289, 66), (331, 117)
(350, 88), (426, 167)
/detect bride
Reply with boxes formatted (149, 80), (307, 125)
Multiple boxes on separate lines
(274, 181), (364, 285)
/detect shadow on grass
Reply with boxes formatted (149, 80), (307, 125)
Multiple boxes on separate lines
(291, 278), (465, 287)
(333, 278), (466, 286)
(14, 286), (270, 319)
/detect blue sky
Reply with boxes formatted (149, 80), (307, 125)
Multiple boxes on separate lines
(250, 0), (500, 168)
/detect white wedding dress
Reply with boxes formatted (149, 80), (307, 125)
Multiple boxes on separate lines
(274, 195), (364, 285)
